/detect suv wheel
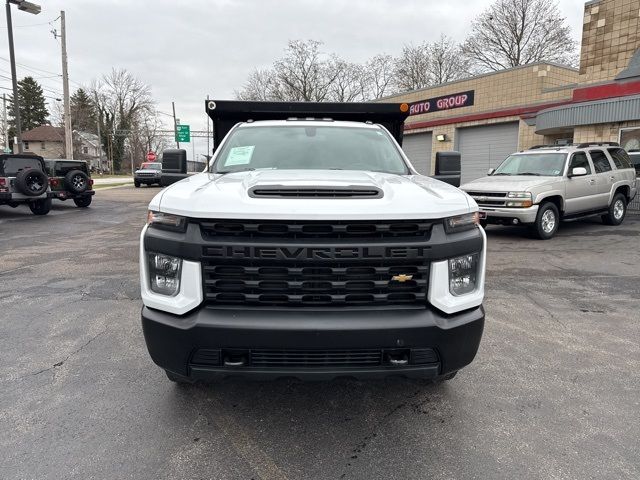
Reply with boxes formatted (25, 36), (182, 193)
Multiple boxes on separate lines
(602, 193), (626, 226)
(16, 169), (48, 196)
(65, 170), (89, 194)
(134, 180), (140, 188)
(73, 196), (92, 208)
(29, 198), (52, 215)
(532, 202), (559, 239)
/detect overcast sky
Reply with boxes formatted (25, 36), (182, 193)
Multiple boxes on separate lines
(0, 0), (584, 157)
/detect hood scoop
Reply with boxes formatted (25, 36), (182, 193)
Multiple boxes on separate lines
(248, 185), (383, 199)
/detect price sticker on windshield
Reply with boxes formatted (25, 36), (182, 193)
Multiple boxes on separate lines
(225, 146), (255, 166)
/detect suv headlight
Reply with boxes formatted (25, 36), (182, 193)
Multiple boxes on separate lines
(505, 192), (533, 207)
(448, 253), (479, 296)
(147, 210), (186, 231)
(444, 212), (479, 233)
(148, 252), (182, 296)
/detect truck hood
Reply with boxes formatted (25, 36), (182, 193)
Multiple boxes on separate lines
(460, 175), (558, 192)
(151, 169), (473, 220)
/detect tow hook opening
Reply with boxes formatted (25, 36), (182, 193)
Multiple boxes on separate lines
(385, 349), (409, 366)
(223, 350), (248, 367)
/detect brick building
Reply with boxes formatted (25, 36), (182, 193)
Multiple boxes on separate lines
(382, 0), (640, 183)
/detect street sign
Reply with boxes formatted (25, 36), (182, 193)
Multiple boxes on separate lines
(176, 124), (190, 142)
(146, 151), (157, 162)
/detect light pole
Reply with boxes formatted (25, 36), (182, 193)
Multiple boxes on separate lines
(5, 0), (41, 153)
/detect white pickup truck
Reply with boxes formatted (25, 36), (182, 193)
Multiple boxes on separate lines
(139, 101), (486, 384)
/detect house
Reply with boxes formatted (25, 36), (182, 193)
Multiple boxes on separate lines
(15, 125), (65, 158)
(74, 130), (106, 171)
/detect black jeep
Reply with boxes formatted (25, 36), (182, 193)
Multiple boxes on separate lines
(0, 154), (52, 215)
(44, 159), (95, 207)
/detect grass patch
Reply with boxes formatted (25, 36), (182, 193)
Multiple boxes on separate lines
(93, 182), (132, 190)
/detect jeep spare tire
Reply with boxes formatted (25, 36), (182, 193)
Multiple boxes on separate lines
(65, 169), (89, 193)
(15, 168), (48, 196)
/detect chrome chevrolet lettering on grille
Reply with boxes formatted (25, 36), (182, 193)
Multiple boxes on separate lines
(204, 246), (428, 260)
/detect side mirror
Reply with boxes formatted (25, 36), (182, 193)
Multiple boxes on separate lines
(569, 167), (587, 177)
(487, 168), (495, 176)
(432, 151), (461, 187)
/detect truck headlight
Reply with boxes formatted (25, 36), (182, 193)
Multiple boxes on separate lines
(448, 253), (479, 296)
(148, 252), (182, 296)
(147, 210), (186, 231)
(444, 212), (479, 233)
(506, 192), (533, 207)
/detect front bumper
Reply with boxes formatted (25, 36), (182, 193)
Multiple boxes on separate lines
(141, 304), (485, 381)
(480, 204), (539, 224)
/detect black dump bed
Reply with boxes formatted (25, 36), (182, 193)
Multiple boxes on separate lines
(205, 100), (410, 152)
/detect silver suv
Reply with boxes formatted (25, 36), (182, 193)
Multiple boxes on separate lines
(460, 143), (637, 239)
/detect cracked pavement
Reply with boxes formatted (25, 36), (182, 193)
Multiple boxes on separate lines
(1, 187), (639, 479)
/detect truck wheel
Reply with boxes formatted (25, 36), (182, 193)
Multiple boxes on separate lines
(165, 370), (194, 384)
(74, 196), (92, 208)
(29, 198), (52, 215)
(434, 371), (457, 383)
(602, 193), (626, 226)
(531, 202), (559, 240)
(134, 180), (140, 188)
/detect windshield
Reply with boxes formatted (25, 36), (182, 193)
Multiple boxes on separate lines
(212, 125), (409, 174)
(492, 153), (567, 176)
(141, 163), (161, 170)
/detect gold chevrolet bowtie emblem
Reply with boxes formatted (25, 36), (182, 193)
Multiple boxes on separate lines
(391, 274), (413, 282)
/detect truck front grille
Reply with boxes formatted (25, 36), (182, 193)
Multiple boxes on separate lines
(202, 261), (429, 308)
(200, 219), (434, 239)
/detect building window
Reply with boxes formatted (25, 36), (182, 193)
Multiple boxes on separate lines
(83, 146), (88, 154)
(24, 141), (29, 150)
(619, 127), (640, 151)
(41, 141), (46, 150)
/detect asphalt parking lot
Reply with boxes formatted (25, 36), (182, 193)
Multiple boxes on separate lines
(1, 187), (639, 480)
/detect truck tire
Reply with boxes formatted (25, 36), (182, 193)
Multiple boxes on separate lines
(29, 198), (52, 215)
(602, 193), (626, 226)
(134, 180), (140, 188)
(73, 196), (92, 208)
(64, 170), (89, 194)
(15, 169), (48, 196)
(165, 370), (194, 384)
(531, 202), (559, 240)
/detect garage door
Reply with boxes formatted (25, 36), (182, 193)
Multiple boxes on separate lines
(456, 122), (519, 184)
(402, 132), (432, 175)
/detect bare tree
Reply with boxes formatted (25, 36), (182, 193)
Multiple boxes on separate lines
(393, 43), (432, 92)
(235, 69), (284, 101)
(362, 54), (397, 99)
(91, 69), (153, 171)
(462, 0), (577, 72)
(328, 58), (365, 102)
(428, 35), (471, 84)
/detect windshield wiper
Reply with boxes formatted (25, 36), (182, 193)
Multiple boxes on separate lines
(492, 173), (511, 176)
(215, 168), (256, 175)
(517, 172), (542, 176)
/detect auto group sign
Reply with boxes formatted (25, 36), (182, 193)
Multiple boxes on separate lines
(408, 90), (474, 116)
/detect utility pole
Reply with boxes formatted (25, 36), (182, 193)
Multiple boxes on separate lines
(60, 11), (72, 159)
(172, 101), (179, 149)
(95, 118), (102, 172)
(5, 1), (22, 153)
(2, 94), (8, 152)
